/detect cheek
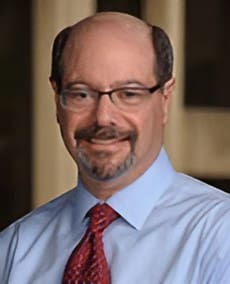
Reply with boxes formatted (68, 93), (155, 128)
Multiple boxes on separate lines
(133, 103), (165, 154)
(57, 110), (81, 152)
(58, 111), (75, 135)
(57, 104), (90, 135)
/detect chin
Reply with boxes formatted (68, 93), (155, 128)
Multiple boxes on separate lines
(77, 150), (135, 182)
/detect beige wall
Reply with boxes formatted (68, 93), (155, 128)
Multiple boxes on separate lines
(143, 0), (230, 178)
(142, 0), (186, 168)
(32, 0), (96, 207)
(32, 0), (230, 208)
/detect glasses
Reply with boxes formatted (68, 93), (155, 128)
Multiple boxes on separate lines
(59, 83), (163, 113)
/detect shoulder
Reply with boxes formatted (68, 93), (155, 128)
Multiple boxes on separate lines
(0, 187), (76, 250)
(3, 187), (76, 231)
(170, 173), (230, 247)
(161, 173), (230, 266)
(0, 188), (77, 282)
(163, 172), (230, 241)
(171, 172), (230, 203)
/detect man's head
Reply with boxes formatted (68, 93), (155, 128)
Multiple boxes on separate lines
(50, 12), (175, 199)
(51, 13), (173, 94)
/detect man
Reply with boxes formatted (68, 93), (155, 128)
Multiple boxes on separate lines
(1, 12), (230, 284)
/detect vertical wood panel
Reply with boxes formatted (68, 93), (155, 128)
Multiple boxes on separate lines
(32, 0), (95, 208)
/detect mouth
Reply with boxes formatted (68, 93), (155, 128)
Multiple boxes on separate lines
(74, 126), (137, 180)
(90, 135), (129, 145)
(78, 136), (129, 153)
(75, 125), (133, 146)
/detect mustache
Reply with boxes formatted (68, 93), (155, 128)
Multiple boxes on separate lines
(74, 124), (137, 142)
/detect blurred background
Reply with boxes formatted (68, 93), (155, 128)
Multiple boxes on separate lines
(0, 0), (229, 230)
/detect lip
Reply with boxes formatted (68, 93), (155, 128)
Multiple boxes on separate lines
(78, 136), (129, 152)
(90, 136), (128, 145)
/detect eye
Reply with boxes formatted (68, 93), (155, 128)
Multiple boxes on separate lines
(116, 88), (144, 103)
(123, 91), (140, 97)
(61, 89), (94, 108)
(67, 90), (91, 100)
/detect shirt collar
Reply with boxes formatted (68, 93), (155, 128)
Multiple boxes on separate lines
(72, 148), (175, 230)
(107, 148), (175, 230)
(71, 181), (99, 225)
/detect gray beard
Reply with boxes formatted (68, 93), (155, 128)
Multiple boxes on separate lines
(76, 149), (135, 181)
(74, 124), (137, 181)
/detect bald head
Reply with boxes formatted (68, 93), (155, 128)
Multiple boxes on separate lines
(68, 12), (151, 38)
(50, 12), (173, 92)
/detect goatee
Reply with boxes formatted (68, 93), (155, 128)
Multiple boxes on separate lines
(74, 124), (137, 181)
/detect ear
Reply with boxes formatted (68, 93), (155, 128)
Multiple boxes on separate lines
(49, 77), (58, 93)
(49, 78), (60, 124)
(162, 77), (175, 125)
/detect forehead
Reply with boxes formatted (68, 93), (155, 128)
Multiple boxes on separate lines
(61, 14), (156, 87)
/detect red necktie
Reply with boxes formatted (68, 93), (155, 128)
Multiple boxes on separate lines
(62, 204), (119, 284)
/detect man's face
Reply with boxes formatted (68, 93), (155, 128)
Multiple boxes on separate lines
(53, 17), (173, 195)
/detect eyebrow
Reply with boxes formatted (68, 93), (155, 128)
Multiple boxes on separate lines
(65, 79), (148, 90)
(65, 81), (89, 89)
(111, 79), (148, 88)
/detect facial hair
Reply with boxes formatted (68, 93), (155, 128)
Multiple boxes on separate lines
(74, 124), (137, 181)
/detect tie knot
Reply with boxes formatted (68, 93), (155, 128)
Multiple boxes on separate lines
(88, 204), (119, 234)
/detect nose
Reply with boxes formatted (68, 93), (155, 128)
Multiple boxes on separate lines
(95, 94), (118, 127)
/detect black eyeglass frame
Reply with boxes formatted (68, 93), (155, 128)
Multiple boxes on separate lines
(71, 83), (163, 99)
(58, 82), (164, 111)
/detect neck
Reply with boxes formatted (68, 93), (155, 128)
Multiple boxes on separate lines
(79, 152), (159, 200)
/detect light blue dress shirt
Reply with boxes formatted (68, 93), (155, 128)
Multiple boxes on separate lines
(1, 149), (230, 283)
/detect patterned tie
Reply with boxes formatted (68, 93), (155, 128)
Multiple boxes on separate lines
(62, 203), (119, 284)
